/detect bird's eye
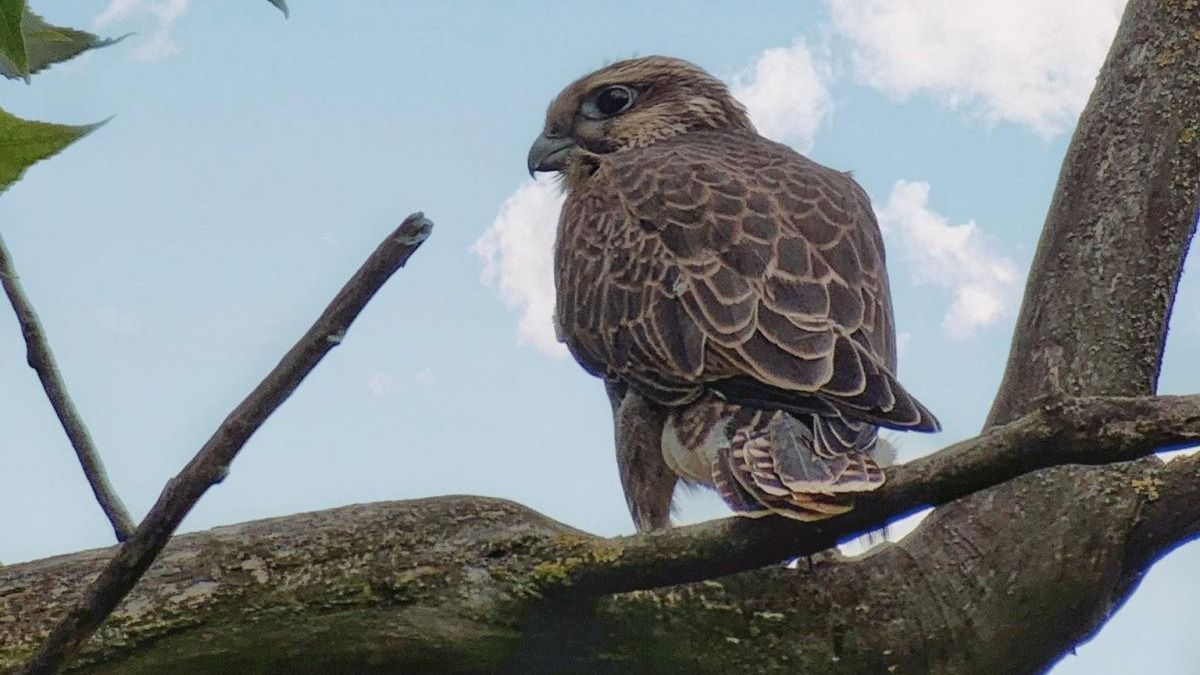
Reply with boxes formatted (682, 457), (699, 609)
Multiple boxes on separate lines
(585, 85), (636, 119)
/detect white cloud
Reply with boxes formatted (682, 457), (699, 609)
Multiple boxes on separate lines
(94, 0), (145, 26)
(731, 39), (834, 152)
(366, 371), (395, 399)
(828, 0), (1125, 137)
(94, 0), (192, 62)
(472, 176), (568, 359)
(368, 369), (433, 396)
(96, 307), (145, 338)
(877, 180), (1020, 339)
(413, 368), (434, 389)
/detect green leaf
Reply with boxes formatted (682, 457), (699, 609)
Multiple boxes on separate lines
(267, 0), (290, 18)
(0, 8), (126, 81)
(0, 0), (27, 82)
(0, 107), (103, 196)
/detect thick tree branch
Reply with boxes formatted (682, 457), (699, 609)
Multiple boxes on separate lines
(15, 213), (433, 675)
(987, 0), (1200, 425)
(0, 233), (135, 542)
(3, 450), (1198, 673)
(565, 394), (1200, 596)
(891, 0), (1200, 668)
(1127, 450), (1200, 570)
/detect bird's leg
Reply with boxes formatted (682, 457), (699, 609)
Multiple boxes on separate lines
(608, 382), (677, 531)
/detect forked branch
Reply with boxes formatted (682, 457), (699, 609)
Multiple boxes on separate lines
(16, 213), (433, 675)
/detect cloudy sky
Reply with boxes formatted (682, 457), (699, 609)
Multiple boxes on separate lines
(1, 2), (1197, 672)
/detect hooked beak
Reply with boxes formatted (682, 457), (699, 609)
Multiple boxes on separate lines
(527, 132), (577, 177)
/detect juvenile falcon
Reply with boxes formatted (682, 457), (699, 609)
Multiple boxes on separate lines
(527, 56), (939, 530)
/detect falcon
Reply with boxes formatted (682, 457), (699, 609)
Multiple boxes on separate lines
(527, 56), (939, 531)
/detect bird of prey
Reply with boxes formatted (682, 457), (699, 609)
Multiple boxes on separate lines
(527, 56), (939, 531)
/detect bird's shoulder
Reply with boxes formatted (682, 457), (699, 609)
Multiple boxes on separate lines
(593, 130), (854, 192)
(566, 130), (875, 251)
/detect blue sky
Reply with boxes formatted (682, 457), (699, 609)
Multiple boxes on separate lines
(1, 2), (1197, 672)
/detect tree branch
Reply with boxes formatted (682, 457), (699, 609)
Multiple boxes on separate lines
(987, 0), (1200, 425)
(14, 213), (433, 675)
(3, 446), (1198, 673)
(1122, 449), (1200, 593)
(880, 0), (1200, 667)
(0, 233), (135, 542)
(563, 394), (1200, 596)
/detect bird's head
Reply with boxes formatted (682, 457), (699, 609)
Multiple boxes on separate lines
(527, 56), (754, 189)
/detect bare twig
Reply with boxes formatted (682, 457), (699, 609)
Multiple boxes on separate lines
(17, 213), (433, 675)
(0, 233), (136, 542)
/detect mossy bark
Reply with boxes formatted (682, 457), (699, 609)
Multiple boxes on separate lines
(2, 450), (1198, 675)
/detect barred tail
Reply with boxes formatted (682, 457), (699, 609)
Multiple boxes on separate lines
(713, 411), (884, 522)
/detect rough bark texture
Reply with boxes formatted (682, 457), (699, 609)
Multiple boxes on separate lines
(1, 449), (1198, 674)
(2, 395), (1198, 673)
(845, 0), (1200, 669)
(917, 0), (1200, 668)
(3, 0), (1199, 673)
(987, 0), (1200, 424)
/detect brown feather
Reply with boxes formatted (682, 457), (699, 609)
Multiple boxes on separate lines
(537, 56), (939, 526)
(557, 132), (935, 428)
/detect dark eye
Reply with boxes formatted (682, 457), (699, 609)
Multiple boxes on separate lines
(587, 85), (636, 118)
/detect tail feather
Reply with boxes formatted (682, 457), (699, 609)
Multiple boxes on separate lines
(725, 411), (875, 520)
(718, 441), (853, 521)
(664, 395), (894, 522)
(712, 444), (769, 514)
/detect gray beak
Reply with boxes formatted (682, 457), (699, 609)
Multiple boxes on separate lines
(527, 132), (577, 177)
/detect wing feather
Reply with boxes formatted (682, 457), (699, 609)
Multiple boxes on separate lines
(555, 130), (938, 431)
